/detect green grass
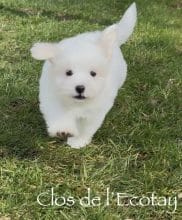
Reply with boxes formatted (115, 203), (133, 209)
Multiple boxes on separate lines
(0, 0), (181, 219)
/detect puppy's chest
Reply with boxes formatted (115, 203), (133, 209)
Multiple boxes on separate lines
(72, 106), (96, 120)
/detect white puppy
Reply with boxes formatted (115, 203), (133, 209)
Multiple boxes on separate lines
(31, 3), (137, 148)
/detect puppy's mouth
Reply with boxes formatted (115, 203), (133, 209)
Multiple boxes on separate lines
(73, 95), (86, 100)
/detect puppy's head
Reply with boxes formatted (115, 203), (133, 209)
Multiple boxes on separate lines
(31, 31), (116, 102)
(31, 3), (137, 102)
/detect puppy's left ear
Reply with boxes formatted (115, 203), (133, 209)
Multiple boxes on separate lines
(30, 42), (57, 60)
(99, 24), (118, 58)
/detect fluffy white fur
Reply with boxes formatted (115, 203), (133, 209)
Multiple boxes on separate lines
(31, 3), (137, 148)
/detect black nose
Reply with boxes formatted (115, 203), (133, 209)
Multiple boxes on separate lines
(75, 85), (85, 94)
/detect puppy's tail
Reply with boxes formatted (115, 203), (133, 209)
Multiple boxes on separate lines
(117, 2), (137, 46)
(100, 3), (137, 51)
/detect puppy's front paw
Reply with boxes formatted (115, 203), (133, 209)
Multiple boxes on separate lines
(67, 136), (91, 149)
(56, 131), (73, 140)
(48, 126), (78, 140)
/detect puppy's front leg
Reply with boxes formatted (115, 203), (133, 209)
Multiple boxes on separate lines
(47, 114), (79, 140)
(67, 113), (106, 148)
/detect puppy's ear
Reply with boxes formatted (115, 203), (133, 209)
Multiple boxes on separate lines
(30, 42), (57, 60)
(99, 24), (118, 58)
(117, 2), (137, 45)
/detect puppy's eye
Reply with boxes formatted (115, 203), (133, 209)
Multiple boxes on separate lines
(90, 71), (96, 77)
(66, 70), (73, 76)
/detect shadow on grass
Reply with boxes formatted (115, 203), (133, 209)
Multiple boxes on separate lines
(0, 98), (47, 159)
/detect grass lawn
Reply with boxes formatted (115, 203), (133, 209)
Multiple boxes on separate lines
(0, 0), (181, 219)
